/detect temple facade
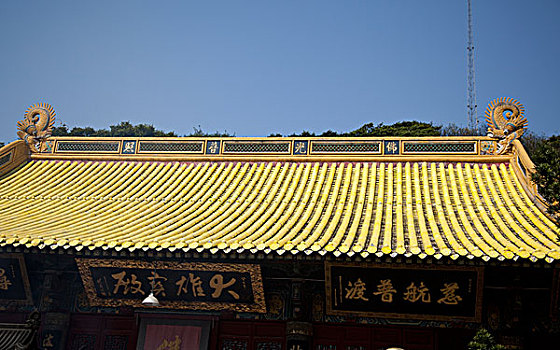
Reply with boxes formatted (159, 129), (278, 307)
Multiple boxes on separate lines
(0, 99), (559, 349)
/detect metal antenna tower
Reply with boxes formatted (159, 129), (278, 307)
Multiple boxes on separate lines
(467, 0), (478, 130)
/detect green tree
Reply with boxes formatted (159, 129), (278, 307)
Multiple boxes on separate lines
(440, 123), (485, 136)
(320, 130), (339, 137)
(346, 121), (441, 137)
(531, 135), (560, 224)
(520, 131), (546, 158)
(283, 121), (442, 138)
(189, 125), (233, 137)
(52, 122), (177, 137)
(287, 130), (316, 137)
(52, 122), (234, 138)
(467, 329), (505, 350)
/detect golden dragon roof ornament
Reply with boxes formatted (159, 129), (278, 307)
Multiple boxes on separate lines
(16, 103), (56, 153)
(485, 97), (528, 155)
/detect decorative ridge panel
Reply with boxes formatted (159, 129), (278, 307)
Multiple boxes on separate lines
(0, 159), (558, 262)
(402, 141), (477, 154)
(43, 137), (505, 158)
(55, 140), (120, 153)
(137, 140), (204, 154)
(222, 140), (291, 154)
(310, 140), (381, 154)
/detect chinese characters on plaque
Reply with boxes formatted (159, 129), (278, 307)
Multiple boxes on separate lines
(0, 254), (32, 305)
(384, 140), (400, 155)
(76, 259), (266, 312)
(326, 263), (483, 321)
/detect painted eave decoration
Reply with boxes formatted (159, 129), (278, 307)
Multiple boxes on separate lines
(0, 99), (558, 262)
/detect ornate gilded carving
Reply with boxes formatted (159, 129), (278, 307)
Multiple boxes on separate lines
(325, 262), (484, 322)
(485, 97), (528, 155)
(16, 103), (56, 153)
(75, 258), (266, 313)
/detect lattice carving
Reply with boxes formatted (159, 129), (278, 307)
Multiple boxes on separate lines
(316, 345), (337, 350)
(223, 142), (290, 154)
(103, 335), (128, 350)
(56, 141), (120, 153)
(256, 341), (282, 350)
(402, 142), (476, 154)
(138, 141), (203, 153)
(311, 142), (381, 153)
(70, 334), (96, 350)
(221, 338), (248, 350)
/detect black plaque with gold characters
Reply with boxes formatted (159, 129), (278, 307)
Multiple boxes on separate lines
(326, 262), (483, 321)
(552, 268), (560, 320)
(0, 254), (32, 305)
(76, 258), (266, 312)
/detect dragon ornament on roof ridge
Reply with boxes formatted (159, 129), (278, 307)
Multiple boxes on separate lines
(485, 97), (528, 155)
(16, 103), (56, 153)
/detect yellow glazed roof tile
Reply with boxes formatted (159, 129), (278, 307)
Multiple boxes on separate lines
(0, 159), (559, 261)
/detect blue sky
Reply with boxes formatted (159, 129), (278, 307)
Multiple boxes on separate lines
(1, 0), (559, 143)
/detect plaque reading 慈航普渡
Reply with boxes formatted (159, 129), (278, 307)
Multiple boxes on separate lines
(325, 262), (483, 322)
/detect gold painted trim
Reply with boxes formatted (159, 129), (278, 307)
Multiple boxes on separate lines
(0, 140), (30, 178)
(75, 258), (266, 313)
(30, 153), (513, 163)
(46, 136), (499, 157)
(509, 140), (554, 220)
(49, 136), (497, 141)
(0, 150), (13, 170)
(324, 261), (484, 322)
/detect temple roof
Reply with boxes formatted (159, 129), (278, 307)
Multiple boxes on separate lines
(0, 136), (558, 262)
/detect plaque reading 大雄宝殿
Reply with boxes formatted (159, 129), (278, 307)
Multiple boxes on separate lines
(76, 259), (265, 313)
